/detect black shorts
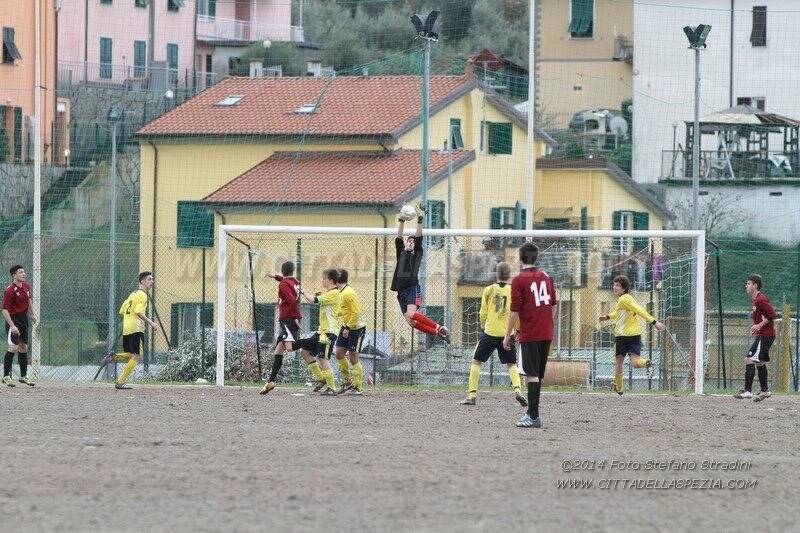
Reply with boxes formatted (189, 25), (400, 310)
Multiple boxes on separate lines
(519, 341), (550, 379)
(748, 336), (774, 363)
(335, 326), (366, 353)
(5, 314), (29, 346)
(473, 333), (516, 364)
(122, 332), (144, 355)
(615, 335), (643, 357)
(396, 284), (422, 311)
(294, 332), (337, 359)
(276, 319), (300, 345)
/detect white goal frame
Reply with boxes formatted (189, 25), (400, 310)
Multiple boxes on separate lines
(216, 225), (706, 393)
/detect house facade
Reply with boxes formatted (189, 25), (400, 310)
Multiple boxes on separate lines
(536, 0), (633, 128)
(135, 71), (670, 358)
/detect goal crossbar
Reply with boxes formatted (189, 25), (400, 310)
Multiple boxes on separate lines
(216, 225), (706, 394)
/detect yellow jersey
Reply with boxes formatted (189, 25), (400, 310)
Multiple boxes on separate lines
(339, 285), (366, 329)
(316, 288), (341, 336)
(119, 289), (148, 335)
(480, 282), (512, 337)
(608, 293), (655, 337)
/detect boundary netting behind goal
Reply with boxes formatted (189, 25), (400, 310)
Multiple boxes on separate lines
(215, 226), (706, 393)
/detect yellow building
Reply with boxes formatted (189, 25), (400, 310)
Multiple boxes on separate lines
(136, 68), (670, 356)
(537, 0), (633, 127)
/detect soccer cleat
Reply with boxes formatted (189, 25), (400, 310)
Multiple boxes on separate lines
(259, 382), (276, 395)
(336, 381), (353, 395)
(115, 383), (132, 390)
(516, 414), (543, 428)
(612, 383), (623, 396)
(515, 391), (528, 407)
(18, 376), (34, 387)
(319, 387), (337, 396)
(753, 390), (771, 402)
(348, 388), (363, 396)
(734, 389), (752, 399)
(645, 360), (654, 379)
(436, 326), (452, 344)
(460, 397), (476, 406)
(312, 380), (327, 392)
(2, 376), (16, 387)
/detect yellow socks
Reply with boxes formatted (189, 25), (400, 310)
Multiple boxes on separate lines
(117, 357), (138, 385)
(508, 364), (521, 392)
(337, 357), (351, 383)
(468, 362), (480, 399)
(307, 361), (324, 382)
(614, 371), (623, 393)
(352, 361), (364, 390)
(634, 358), (649, 369)
(323, 368), (337, 390)
(113, 352), (131, 363)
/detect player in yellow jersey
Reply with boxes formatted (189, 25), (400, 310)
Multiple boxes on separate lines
(100, 272), (159, 390)
(460, 262), (527, 407)
(295, 268), (342, 395)
(599, 275), (664, 395)
(334, 269), (366, 395)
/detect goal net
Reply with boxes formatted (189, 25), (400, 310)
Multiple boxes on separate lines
(215, 225), (707, 393)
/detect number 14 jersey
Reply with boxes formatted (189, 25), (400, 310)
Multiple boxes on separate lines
(510, 267), (557, 342)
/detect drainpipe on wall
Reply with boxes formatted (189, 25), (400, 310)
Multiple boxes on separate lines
(148, 141), (159, 357)
(730, 0), (734, 107)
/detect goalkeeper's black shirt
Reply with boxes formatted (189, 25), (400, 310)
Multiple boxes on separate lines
(391, 236), (424, 291)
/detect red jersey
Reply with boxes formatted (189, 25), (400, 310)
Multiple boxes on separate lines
(511, 268), (557, 342)
(3, 281), (31, 316)
(278, 277), (301, 321)
(752, 292), (776, 337)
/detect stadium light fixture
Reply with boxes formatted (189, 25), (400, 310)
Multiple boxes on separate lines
(683, 24), (711, 49)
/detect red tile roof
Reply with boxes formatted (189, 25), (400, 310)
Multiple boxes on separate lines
(204, 149), (475, 205)
(137, 75), (473, 138)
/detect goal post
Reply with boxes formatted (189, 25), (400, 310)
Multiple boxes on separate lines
(216, 225), (706, 394)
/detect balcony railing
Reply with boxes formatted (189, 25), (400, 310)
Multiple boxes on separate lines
(661, 149), (800, 180)
(58, 61), (217, 92)
(196, 14), (303, 43)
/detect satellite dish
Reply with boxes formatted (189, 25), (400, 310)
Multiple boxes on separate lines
(609, 116), (628, 136)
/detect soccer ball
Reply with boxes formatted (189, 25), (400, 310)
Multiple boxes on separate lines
(399, 204), (417, 221)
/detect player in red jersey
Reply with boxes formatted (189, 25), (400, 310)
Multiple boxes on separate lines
(261, 261), (302, 395)
(503, 243), (556, 428)
(735, 274), (777, 402)
(2, 265), (38, 387)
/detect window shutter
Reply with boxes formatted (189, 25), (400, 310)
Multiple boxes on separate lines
(491, 207), (502, 229)
(612, 210), (622, 252)
(177, 202), (214, 248)
(100, 38), (113, 79)
(632, 212), (649, 252)
(488, 123), (512, 155)
(570, 0), (594, 37)
(134, 41), (146, 77)
(450, 118), (464, 149)
(750, 6), (767, 47)
(209, 0), (216, 16)
(170, 304), (180, 347)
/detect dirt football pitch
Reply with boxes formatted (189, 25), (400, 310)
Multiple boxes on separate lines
(1, 383), (799, 532)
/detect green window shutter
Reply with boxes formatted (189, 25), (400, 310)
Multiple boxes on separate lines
(170, 304), (179, 347)
(168, 0), (183, 12)
(167, 43), (178, 70)
(570, 0), (594, 37)
(488, 122), (512, 155)
(177, 201), (214, 248)
(426, 200), (445, 248)
(13, 107), (22, 162)
(632, 212), (649, 252)
(100, 37), (112, 79)
(209, 0), (216, 16)
(134, 41), (146, 77)
(490, 207), (502, 229)
(612, 210), (622, 253)
(135, 0), (148, 7)
(255, 303), (275, 345)
(100, 0), (112, 4)
(450, 118), (463, 149)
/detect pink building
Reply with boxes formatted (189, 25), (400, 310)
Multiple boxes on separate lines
(57, 0), (300, 90)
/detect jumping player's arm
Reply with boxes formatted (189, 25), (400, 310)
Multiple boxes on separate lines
(620, 294), (665, 331)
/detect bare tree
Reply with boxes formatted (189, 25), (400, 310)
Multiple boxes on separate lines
(669, 192), (752, 236)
